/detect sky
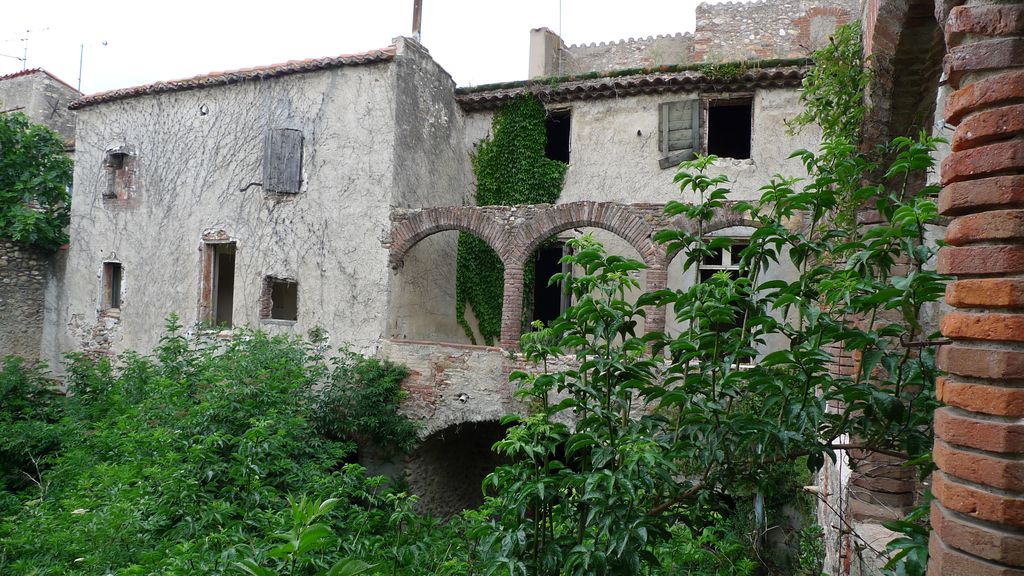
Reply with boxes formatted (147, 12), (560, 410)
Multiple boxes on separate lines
(0, 0), (737, 95)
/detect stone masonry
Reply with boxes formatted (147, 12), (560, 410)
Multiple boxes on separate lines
(0, 242), (52, 359)
(931, 2), (1024, 574)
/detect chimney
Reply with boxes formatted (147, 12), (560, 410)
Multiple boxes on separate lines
(529, 27), (565, 78)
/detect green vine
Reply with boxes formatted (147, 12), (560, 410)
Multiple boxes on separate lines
(456, 95), (567, 345)
(788, 22), (870, 231)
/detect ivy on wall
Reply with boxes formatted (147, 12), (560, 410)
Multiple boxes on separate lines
(456, 95), (567, 345)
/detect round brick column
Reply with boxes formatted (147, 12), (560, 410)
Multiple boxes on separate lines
(643, 265), (668, 336)
(930, 3), (1024, 574)
(500, 265), (525, 348)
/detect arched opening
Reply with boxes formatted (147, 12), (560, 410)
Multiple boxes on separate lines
(526, 227), (651, 335)
(404, 420), (509, 518)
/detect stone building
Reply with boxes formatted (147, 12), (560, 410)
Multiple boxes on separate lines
(0, 69), (80, 360)
(23, 1), (863, 519)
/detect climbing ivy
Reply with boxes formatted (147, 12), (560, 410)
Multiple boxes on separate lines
(456, 95), (567, 345)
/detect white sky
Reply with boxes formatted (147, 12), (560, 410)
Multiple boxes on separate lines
(0, 0), (739, 95)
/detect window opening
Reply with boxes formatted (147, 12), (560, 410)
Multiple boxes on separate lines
(706, 99), (752, 160)
(103, 149), (133, 199)
(101, 262), (122, 310)
(659, 99), (701, 169)
(264, 128), (304, 193)
(261, 277), (298, 321)
(697, 239), (752, 360)
(212, 243), (236, 327)
(545, 110), (571, 163)
(532, 241), (571, 325)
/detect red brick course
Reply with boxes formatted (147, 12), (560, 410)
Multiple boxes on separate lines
(937, 245), (1024, 276)
(945, 70), (1024, 125)
(952, 104), (1024, 152)
(937, 377), (1024, 417)
(934, 407), (1024, 455)
(944, 37), (1024, 90)
(931, 502), (1024, 568)
(936, 344), (1024, 380)
(947, 5), (1024, 43)
(939, 176), (1024, 216)
(929, 536), (1024, 576)
(945, 209), (1024, 245)
(941, 140), (1024, 185)
(931, 471), (1024, 528)
(941, 311), (1024, 343)
(933, 439), (1024, 491)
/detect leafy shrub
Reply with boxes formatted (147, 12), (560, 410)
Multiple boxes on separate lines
(0, 324), (455, 576)
(0, 112), (73, 250)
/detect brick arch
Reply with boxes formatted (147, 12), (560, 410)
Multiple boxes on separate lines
(661, 209), (759, 267)
(388, 207), (509, 268)
(514, 202), (661, 266)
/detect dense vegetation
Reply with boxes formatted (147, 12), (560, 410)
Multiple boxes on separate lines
(0, 112), (72, 250)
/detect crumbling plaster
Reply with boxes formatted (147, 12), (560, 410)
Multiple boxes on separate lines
(45, 38), (468, 367)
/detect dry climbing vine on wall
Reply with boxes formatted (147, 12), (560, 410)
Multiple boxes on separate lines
(456, 95), (567, 345)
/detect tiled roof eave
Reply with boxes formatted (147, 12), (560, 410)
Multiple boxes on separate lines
(455, 66), (808, 112)
(69, 47), (396, 110)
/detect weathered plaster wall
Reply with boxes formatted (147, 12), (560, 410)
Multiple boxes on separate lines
(0, 242), (53, 359)
(387, 40), (475, 344)
(558, 88), (821, 204)
(47, 58), (401, 365)
(0, 71), (79, 142)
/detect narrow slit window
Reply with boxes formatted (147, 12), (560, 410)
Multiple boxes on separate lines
(203, 242), (236, 327)
(103, 149), (133, 200)
(261, 277), (298, 321)
(531, 241), (571, 326)
(102, 262), (122, 310)
(545, 110), (571, 163)
(706, 99), (752, 160)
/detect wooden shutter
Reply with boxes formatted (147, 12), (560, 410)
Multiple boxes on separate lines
(658, 100), (701, 169)
(264, 128), (304, 193)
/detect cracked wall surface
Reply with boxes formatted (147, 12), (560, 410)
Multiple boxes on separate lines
(43, 38), (466, 367)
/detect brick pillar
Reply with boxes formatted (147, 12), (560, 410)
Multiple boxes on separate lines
(930, 4), (1024, 574)
(644, 265), (667, 336)
(500, 265), (525, 348)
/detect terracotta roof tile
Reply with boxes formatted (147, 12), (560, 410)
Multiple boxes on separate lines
(70, 46), (396, 110)
(455, 63), (810, 111)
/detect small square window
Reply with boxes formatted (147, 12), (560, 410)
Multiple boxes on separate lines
(101, 262), (122, 310)
(260, 276), (298, 321)
(103, 148), (134, 200)
(706, 99), (752, 160)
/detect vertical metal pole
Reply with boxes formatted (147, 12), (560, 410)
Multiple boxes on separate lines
(77, 44), (84, 91)
(412, 0), (422, 41)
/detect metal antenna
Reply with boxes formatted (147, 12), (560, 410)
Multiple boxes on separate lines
(412, 0), (423, 41)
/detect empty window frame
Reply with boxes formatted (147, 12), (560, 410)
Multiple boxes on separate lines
(103, 148), (134, 199)
(659, 99), (701, 169)
(698, 239), (746, 283)
(260, 276), (298, 321)
(531, 241), (572, 326)
(545, 109), (571, 163)
(263, 128), (304, 193)
(201, 242), (236, 327)
(101, 262), (122, 310)
(706, 98), (753, 160)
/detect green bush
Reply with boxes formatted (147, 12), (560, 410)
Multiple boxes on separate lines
(0, 322), (457, 575)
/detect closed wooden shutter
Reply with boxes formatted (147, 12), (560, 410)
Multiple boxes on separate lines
(264, 128), (304, 193)
(658, 100), (701, 169)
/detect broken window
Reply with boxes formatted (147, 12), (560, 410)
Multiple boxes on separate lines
(531, 241), (572, 326)
(263, 128), (304, 193)
(201, 242), (236, 327)
(101, 262), (122, 310)
(260, 276), (298, 321)
(706, 98), (753, 160)
(659, 99), (701, 169)
(103, 147), (134, 199)
(698, 239), (746, 283)
(545, 109), (571, 163)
